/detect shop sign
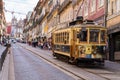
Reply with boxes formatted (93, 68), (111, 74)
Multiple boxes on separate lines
(108, 23), (120, 34)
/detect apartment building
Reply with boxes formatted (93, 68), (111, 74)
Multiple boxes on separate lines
(107, 0), (120, 61)
(76, 0), (105, 26)
(0, 0), (6, 43)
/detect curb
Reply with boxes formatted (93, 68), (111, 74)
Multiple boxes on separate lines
(0, 47), (15, 80)
(0, 52), (10, 80)
(105, 60), (120, 71)
(8, 48), (15, 80)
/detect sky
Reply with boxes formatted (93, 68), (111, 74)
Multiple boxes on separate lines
(4, 0), (39, 22)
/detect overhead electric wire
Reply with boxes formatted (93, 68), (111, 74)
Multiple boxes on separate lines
(4, 0), (37, 5)
(4, 8), (26, 15)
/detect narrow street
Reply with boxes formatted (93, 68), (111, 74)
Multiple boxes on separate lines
(10, 43), (120, 80)
(12, 43), (76, 80)
(0, 0), (120, 80)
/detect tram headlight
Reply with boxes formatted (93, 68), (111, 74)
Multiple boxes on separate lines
(79, 46), (86, 54)
(92, 46), (97, 54)
(93, 50), (97, 54)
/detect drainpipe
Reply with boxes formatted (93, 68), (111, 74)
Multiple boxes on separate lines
(104, 0), (109, 60)
(104, 0), (108, 27)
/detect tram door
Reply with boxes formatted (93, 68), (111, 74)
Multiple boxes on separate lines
(72, 29), (79, 59)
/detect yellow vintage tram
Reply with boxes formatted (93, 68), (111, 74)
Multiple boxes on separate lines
(52, 17), (107, 65)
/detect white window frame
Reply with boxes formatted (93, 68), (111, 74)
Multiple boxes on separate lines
(98, 0), (104, 8)
(91, 0), (96, 12)
(84, 1), (88, 16)
(116, 0), (120, 13)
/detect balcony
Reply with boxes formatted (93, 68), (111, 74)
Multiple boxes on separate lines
(59, 0), (72, 13)
(48, 0), (53, 7)
(47, 4), (58, 20)
(47, 9), (53, 20)
(38, 8), (42, 15)
(38, 14), (44, 23)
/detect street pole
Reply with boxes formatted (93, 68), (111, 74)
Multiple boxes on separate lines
(104, 0), (108, 28)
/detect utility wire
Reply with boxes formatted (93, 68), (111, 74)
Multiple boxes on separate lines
(76, 0), (84, 17)
(4, 0), (37, 5)
(4, 8), (26, 15)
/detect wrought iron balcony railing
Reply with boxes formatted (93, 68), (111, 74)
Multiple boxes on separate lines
(59, 0), (72, 13)
(47, 4), (58, 20)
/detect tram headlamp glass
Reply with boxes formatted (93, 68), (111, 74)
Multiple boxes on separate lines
(93, 51), (97, 54)
(78, 46), (85, 54)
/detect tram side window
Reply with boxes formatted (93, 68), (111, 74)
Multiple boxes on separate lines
(101, 30), (106, 43)
(79, 30), (87, 41)
(55, 34), (57, 43)
(67, 32), (69, 43)
(90, 29), (99, 42)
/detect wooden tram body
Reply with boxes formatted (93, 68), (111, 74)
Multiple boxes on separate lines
(52, 19), (107, 65)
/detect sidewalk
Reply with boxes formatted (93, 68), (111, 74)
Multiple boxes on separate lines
(0, 45), (6, 56)
(0, 45), (6, 79)
(0, 45), (6, 71)
(0, 45), (15, 80)
(18, 43), (120, 71)
(105, 60), (120, 71)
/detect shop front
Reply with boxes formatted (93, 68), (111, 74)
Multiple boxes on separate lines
(108, 23), (120, 61)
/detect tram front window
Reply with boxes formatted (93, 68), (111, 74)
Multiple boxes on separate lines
(90, 29), (99, 42)
(80, 31), (87, 41)
(79, 29), (87, 41)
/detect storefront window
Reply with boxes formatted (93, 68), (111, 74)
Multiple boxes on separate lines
(115, 35), (120, 51)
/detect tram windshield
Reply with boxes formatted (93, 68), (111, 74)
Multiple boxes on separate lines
(77, 28), (106, 43)
(79, 28), (87, 42)
(90, 29), (99, 42)
(101, 30), (106, 43)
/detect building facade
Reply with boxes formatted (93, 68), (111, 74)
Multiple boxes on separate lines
(6, 23), (12, 35)
(11, 17), (17, 37)
(107, 0), (120, 61)
(16, 19), (24, 39)
(0, 0), (6, 44)
(23, 0), (108, 50)
(76, 0), (106, 26)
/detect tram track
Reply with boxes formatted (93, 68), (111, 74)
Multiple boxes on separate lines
(81, 68), (111, 80)
(20, 45), (111, 80)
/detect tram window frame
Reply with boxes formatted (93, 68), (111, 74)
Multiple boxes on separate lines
(90, 29), (99, 42)
(64, 32), (67, 44)
(57, 33), (59, 43)
(61, 33), (63, 43)
(67, 32), (69, 43)
(63, 32), (65, 43)
(56, 34), (57, 43)
(55, 34), (57, 43)
(59, 33), (61, 43)
(73, 30), (77, 41)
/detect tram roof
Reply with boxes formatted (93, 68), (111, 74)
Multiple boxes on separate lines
(70, 23), (105, 28)
(58, 24), (105, 30)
